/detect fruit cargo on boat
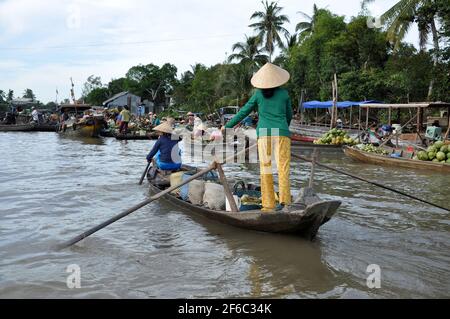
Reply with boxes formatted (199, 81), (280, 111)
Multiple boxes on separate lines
(343, 144), (450, 173)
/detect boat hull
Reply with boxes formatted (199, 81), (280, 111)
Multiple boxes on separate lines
(58, 119), (104, 138)
(0, 124), (35, 132)
(291, 134), (342, 149)
(343, 146), (450, 173)
(33, 123), (58, 132)
(147, 170), (340, 239)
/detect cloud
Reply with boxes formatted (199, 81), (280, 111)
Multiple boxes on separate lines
(0, 0), (419, 102)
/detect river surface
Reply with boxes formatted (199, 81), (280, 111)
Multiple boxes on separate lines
(0, 132), (449, 298)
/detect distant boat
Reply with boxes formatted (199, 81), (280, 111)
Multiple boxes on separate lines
(0, 123), (36, 132)
(343, 145), (450, 173)
(57, 104), (105, 138)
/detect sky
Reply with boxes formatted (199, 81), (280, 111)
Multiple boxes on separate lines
(0, 0), (420, 103)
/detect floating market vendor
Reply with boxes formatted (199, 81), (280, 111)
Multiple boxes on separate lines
(119, 105), (131, 134)
(146, 121), (182, 171)
(152, 115), (161, 126)
(223, 63), (293, 212)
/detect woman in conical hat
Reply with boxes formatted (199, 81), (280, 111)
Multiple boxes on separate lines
(146, 120), (182, 171)
(223, 62), (293, 212)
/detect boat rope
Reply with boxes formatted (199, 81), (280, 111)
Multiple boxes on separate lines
(292, 153), (450, 213)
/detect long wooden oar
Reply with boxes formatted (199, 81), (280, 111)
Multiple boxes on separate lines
(292, 153), (450, 212)
(138, 162), (151, 185)
(58, 143), (256, 249)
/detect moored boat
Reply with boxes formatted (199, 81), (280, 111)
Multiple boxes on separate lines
(33, 123), (58, 132)
(58, 116), (105, 138)
(57, 104), (105, 138)
(343, 145), (450, 173)
(147, 165), (341, 239)
(114, 131), (158, 140)
(0, 123), (36, 132)
(291, 133), (342, 149)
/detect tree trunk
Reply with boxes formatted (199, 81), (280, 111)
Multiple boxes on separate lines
(427, 17), (440, 101)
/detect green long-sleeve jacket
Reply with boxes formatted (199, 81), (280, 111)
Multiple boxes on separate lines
(225, 88), (293, 137)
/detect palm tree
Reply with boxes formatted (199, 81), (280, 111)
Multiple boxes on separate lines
(274, 34), (298, 65)
(363, 0), (441, 99)
(228, 35), (269, 68)
(295, 4), (320, 40)
(249, 0), (290, 62)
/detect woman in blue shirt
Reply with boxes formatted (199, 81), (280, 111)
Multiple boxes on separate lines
(147, 121), (182, 171)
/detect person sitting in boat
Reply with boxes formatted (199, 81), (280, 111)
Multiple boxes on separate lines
(146, 121), (182, 171)
(223, 62), (293, 212)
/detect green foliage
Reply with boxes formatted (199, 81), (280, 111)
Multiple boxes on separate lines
(85, 87), (109, 106)
(23, 88), (36, 100)
(126, 63), (177, 104)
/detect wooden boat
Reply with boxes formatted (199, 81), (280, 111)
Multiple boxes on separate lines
(33, 123), (58, 132)
(58, 116), (105, 138)
(115, 131), (158, 140)
(147, 166), (341, 239)
(0, 123), (36, 132)
(343, 146), (450, 173)
(291, 133), (342, 149)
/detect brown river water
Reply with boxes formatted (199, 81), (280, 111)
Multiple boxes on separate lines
(0, 132), (449, 298)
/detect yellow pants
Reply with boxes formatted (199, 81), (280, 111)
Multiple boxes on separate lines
(258, 136), (291, 211)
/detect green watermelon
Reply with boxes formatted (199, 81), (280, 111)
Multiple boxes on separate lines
(428, 152), (436, 160)
(432, 158), (440, 162)
(434, 141), (444, 149)
(418, 151), (428, 161)
(436, 151), (446, 161)
(427, 146), (437, 153)
(440, 145), (448, 153)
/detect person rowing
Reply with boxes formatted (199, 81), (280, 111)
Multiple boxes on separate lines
(146, 121), (182, 171)
(222, 62), (293, 212)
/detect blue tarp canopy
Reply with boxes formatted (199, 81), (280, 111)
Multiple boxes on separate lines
(302, 100), (381, 109)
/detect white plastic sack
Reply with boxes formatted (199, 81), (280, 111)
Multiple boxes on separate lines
(188, 180), (205, 205)
(203, 182), (226, 210)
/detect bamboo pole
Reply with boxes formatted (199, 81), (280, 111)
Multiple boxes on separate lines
(366, 107), (370, 130)
(216, 163), (239, 212)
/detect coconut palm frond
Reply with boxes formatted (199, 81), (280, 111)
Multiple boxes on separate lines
(296, 21), (312, 32)
(297, 11), (313, 21)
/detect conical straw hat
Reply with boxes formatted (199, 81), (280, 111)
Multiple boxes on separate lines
(250, 62), (290, 89)
(153, 121), (173, 134)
